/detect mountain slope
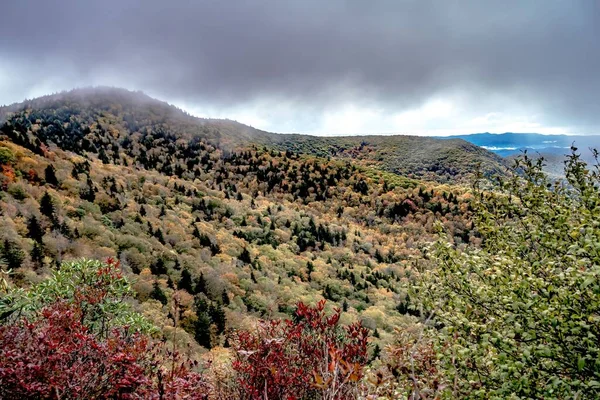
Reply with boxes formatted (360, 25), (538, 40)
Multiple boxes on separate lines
(1, 87), (507, 184)
(269, 133), (508, 183)
(0, 87), (478, 354)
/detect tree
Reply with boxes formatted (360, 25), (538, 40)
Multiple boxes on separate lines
(178, 268), (194, 293)
(416, 149), (600, 398)
(239, 247), (252, 264)
(150, 281), (168, 305)
(154, 228), (165, 244)
(27, 215), (44, 243)
(150, 258), (167, 276)
(44, 164), (58, 186)
(221, 289), (230, 306)
(0, 147), (15, 165)
(39, 192), (55, 219)
(232, 300), (369, 399)
(209, 303), (226, 334)
(194, 296), (212, 349)
(194, 273), (207, 295)
(2, 240), (24, 270)
(30, 242), (44, 269)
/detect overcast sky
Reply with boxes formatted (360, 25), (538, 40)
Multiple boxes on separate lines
(1, 1), (598, 136)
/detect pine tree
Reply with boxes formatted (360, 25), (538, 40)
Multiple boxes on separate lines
(150, 281), (168, 305)
(178, 268), (194, 293)
(150, 258), (167, 275)
(221, 289), (230, 306)
(27, 215), (44, 243)
(194, 296), (212, 348)
(154, 228), (165, 244)
(209, 303), (226, 334)
(44, 164), (58, 186)
(39, 192), (55, 219)
(2, 240), (24, 270)
(30, 242), (44, 269)
(194, 273), (207, 295)
(239, 247), (252, 264)
(192, 225), (200, 239)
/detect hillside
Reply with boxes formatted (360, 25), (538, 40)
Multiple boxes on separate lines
(0, 88), (478, 354)
(2, 88), (600, 398)
(0, 87), (507, 184)
(269, 133), (507, 183)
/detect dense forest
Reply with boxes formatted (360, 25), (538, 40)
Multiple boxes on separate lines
(0, 88), (598, 399)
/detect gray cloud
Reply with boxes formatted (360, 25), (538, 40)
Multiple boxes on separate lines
(1, 0), (599, 134)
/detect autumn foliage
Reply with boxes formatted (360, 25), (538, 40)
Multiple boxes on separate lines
(232, 300), (369, 400)
(0, 259), (209, 399)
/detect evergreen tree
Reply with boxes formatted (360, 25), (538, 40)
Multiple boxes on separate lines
(194, 296), (212, 348)
(150, 281), (168, 305)
(209, 303), (226, 335)
(239, 247), (252, 264)
(154, 228), (165, 244)
(2, 240), (24, 270)
(166, 275), (175, 289)
(39, 192), (55, 219)
(221, 289), (230, 306)
(194, 273), (207, 295)
(27, 215), (44, 243)
(178, 268), (194, 293)
(30, 242), (44, 269)
(192, 225), (201, 239)
(44, 164), (58, 186)
(150, 258), (167, 275)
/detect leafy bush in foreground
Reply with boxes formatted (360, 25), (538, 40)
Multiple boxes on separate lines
(0, 258), (155, 335)
(415, 149), (600, 398)
(0, 258), (209, 399)
(232, 299), (369, 400)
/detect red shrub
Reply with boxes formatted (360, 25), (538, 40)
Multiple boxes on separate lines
(0, 258), (210, 399)
(232, 300), (369, 400)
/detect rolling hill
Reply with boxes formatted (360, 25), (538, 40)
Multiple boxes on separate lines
(1, 87), (507, 184)
(0, 87), (479, 359)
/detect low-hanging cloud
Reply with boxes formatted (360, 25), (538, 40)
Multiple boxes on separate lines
(1, 0), (598, 135)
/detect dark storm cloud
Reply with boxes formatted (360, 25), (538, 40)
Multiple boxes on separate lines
(1, 0), (599, 133)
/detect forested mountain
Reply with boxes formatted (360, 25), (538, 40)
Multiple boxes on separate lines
(0, 87), (507, 184)
(1, 88), (598, 398)
(0, 88), (477, 389)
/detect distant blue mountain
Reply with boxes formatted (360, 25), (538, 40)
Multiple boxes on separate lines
(439, 133), (600, 158)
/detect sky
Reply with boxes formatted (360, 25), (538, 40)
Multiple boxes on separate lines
(1, 1), (599, 136)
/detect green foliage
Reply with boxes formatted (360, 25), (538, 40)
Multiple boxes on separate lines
(0, 258), (155, 335)
(0, 88), (483, 361)
(1, 240), (24, 270)
(149, 281), (168, 305)
(0, 147), (15, 165)
(417, 149), (600, 398)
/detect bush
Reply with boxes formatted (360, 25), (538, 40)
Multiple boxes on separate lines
(415, 149), (600, 398)
(232, 300), (369, 399)
(0, 258), (154, 335)
(0, 258), (210, 399)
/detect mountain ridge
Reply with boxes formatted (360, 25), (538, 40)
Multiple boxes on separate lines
(1, 87), (507, 184)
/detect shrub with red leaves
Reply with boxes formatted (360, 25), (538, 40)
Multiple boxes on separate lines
(232, 300), (369, 400)
(0, 258), (209, 400)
